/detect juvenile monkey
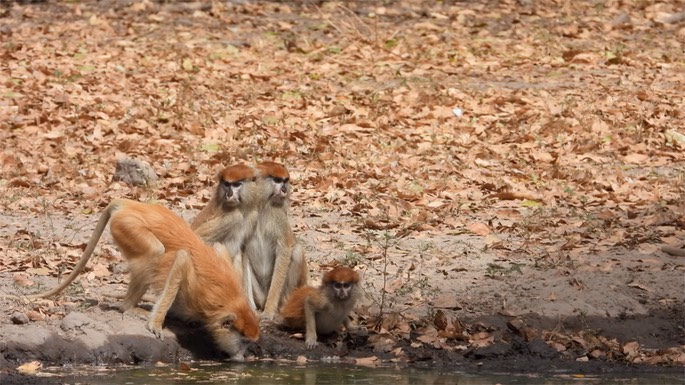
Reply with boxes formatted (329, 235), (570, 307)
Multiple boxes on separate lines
(280, 267), (361, 349)
(3, 199), (259, 361)
(191, 164), (259, 281)
(242, 161), (307, 318)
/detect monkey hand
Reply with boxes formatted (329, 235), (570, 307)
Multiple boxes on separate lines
(146, 321), (165, 340)
(305, 338), (319, 349)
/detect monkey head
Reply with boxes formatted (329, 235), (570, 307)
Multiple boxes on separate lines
(256, 161), (291, 205)
(323, 267), (360, 301)
(216, 164), (256, 209)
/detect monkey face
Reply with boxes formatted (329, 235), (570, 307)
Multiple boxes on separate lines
(210, 310), (259, 362)
(212, 326), (248, 361)
(268, 176), (290, 204)
(219, 179), (245, 208)
(333, 281), (354, 300)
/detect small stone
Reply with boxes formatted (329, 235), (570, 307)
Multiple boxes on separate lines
(589, 349), (606, 360)
(11, 312), (30, 325)
(112, 158), (158, 186)
(61, 312), (91, 331)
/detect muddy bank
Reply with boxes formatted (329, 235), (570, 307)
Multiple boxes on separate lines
(1, 290), (683, 380)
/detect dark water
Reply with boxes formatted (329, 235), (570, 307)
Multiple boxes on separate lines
(32, 362), (685, 385)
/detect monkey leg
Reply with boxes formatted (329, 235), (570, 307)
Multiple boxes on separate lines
(119, 266), (151, 313)
(147, 250), (190, 340)
(284, 243), (307, 293)
(116, 227), (165, 312)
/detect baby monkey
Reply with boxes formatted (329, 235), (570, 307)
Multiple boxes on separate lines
(280, 267), (361, 349)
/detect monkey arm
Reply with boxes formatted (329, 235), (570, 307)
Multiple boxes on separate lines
(303, 295), (321, 349)
(242, 256), (258, 310)
(147, 249), (190, 340)
(261, 236), (295, 318)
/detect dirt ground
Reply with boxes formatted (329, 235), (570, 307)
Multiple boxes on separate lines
(0, 207), (683, 379)
(0, 0), (684, 382)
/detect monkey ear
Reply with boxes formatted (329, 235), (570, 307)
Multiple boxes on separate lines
(221, 313), (237, 328)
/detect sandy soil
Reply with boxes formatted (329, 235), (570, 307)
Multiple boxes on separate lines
(1, 207), (683, 380)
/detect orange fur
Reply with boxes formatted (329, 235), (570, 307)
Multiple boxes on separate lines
(109, 199), (259, 360)
(219, 163), (257, 183)
(279, 286), (318, 330)
(280, 267), (360, 348)
(1, 198), (260, 361)
(256, 161), (290, 180)
(323, 267), (360, 285)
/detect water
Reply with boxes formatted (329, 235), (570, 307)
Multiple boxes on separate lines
(33, 362), (684, 385)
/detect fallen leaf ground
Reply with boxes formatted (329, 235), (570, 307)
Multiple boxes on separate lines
(0, 0), (684, 376)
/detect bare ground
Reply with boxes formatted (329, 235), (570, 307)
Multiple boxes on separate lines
(0, 207), (683, 378)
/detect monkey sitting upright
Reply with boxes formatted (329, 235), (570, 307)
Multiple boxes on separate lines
(191, 161), (308, 319)
(279, 267), (362, 348)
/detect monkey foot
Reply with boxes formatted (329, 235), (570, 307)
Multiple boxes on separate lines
(146, 322), (165, 340)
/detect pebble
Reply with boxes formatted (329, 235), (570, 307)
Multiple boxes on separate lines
(11, 312), (30, 325)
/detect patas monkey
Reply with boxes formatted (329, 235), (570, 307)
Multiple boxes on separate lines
(3, 199), (259, 361)
(191, 164), (259, 281)
(280, 267), (361, 349)
(242, 161), (307, 318)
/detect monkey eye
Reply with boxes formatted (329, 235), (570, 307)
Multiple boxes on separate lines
(271, 177), (289, 184)
(335, 282), (351, 289)
(224, 181), (242, 188)
(222, 180), (243, 188)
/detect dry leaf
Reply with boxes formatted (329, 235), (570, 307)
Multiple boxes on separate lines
(12, 273), (34, 287)
(354, 356), (380, 367)
(467, 223), (491, 236)
(17, 361), (42, 375)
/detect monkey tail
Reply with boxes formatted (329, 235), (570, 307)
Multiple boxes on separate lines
(28, 200), (121, 299)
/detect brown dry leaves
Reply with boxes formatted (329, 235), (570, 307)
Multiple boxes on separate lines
(1, 0), (683, 252)
(0, 0), (684, 366)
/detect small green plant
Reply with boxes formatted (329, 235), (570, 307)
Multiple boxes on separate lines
(485, 262), (523, 279)
(342, 250), (364, 265)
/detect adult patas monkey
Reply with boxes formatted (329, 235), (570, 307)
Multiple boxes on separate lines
(3, 199), (260, 361)
(280, 267), (361, 348)
(242, 161), (307, 318)
(191, 164), (259, 282)
(191, 161), (307, 318)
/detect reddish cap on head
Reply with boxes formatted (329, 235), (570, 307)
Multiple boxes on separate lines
(256, 161), (289, 179)
(218, 164), (256, 182)
(323, 267), (360, 284)
(234, 305), (260, 342)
